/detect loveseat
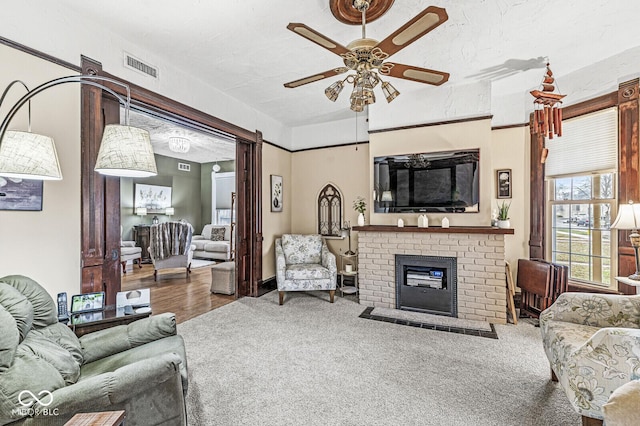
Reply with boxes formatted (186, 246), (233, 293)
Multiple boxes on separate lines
(192, 224), (232, 261)
(540, 292), (640, 424)
(0, 275), (188, 425)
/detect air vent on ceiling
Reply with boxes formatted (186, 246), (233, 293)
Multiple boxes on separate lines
(178, 162), (191, 172)
(124, 52), (158, 78)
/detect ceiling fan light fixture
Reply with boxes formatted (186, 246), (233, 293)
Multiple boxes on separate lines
(168, 136), (190, 153)
(381, 80), (400, 103)
(325, 80), (345, 102)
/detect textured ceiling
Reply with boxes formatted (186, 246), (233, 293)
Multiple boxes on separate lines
(55, 0), (640, 128)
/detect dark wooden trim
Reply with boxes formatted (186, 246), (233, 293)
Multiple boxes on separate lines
(617, 79), (640, 295)
(0, 36), (80, 72)
(263, 140), (292, 153)
(369, 115), (493, 134)
(567, 281), (622, 294)
(252, 131), (263, 297)
(293, 140), (370, 153)
(353, 225), (514, 235)
(528, 116), (545, 259)
(491, 122), (528, 130)
(562, 91), (618, 120)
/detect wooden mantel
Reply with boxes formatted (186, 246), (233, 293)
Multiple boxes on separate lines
(352, 225), (514, 235)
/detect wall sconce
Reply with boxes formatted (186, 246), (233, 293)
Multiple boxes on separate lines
(0, 75), (158, 180)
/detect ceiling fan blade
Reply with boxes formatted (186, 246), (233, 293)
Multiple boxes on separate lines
(284, 68), (349, 88)
(375, 6), (448, 57)
(380, 63), (449, 86)
(287, 23), (350, 56)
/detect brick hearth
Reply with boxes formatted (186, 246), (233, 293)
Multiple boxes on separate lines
(356, 227), (510, 324)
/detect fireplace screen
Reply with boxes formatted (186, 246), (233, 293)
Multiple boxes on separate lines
(396, 255), (457, 317)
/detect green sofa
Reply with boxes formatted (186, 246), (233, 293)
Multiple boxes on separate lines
(0, 275), (188, 425)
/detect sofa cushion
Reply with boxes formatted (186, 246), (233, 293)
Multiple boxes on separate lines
(203, 241), (229, 253)
(285, 264), (330, 280)
(603, 379), (640, 426)
(0, 275), (57, 327)
(281, 234), (322, 265)
(0, 283), (33, 343)
(0, 305), (19, 371)
(210, 227), (226, 241)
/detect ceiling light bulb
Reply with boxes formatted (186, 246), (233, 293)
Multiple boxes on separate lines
(325, 80), (345, 102)
(381, 81), (400, 103)
(168, 136), (190, 153)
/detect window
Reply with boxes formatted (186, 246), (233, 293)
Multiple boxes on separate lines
(317, 184), (342, 236)
(545, 108), (618, 287)
(549, 173), (615, 285)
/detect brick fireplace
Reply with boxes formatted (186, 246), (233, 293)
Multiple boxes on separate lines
(354, 226), (513, 325)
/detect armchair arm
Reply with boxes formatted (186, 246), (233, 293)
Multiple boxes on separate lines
(192, 235), (205, 241)
(321, 242), (337, 281)
(275, 239), (286, 287)
(540, 293), (640, 328)
(80, 313), (177, 363)
(121, 240), (136, 248)
(35, 353), (182, 417)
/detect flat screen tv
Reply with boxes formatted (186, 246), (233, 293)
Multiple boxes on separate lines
(373, 149), (480, 213)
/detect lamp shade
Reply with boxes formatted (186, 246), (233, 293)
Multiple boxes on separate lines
(135, 207), (147, 216)
(0, 130), (62, 180)
(381, 191), (393, 202)
(165, 207), (175, 216)
(95, 125), (157, 177)
(611, 202), (640, 230)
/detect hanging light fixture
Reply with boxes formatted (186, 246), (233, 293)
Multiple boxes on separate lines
(168, 136), (191, 153)
(0, 75), (158, 180)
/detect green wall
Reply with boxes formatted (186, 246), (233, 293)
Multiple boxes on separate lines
(121, 155), (203, 239)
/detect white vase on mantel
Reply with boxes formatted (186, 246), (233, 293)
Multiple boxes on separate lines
(497, 219), (511, 229)
(357, 213), (365, 227)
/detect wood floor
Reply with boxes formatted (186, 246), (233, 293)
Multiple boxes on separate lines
(121, 262), (236, 324)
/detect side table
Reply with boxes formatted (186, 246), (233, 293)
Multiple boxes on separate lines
(339, 270), (359, 296)
(615, 276), (640, 294)
(68, 306), (151, 337)
(339, 252), (358, 297)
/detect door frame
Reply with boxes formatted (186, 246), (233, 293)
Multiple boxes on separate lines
(80, 56), (262, 299)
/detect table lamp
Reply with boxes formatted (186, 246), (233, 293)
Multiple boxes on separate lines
(611, 200), (640, 280)
(341, 221), (355, 255)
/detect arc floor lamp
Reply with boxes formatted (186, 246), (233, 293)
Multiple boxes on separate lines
(0, 74), (157, 180)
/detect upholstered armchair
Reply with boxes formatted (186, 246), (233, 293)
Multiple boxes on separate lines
(275, 234), (337, 305)
(0, 275), (188, 425)
(120, 226), (142, 273)
(539, 292), (640, 425)
(148, 221), (196, 281)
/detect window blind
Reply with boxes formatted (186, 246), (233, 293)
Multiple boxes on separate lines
(545, 107), (618, 178)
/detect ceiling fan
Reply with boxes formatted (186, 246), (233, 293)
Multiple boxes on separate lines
(284, 0), (450, 112)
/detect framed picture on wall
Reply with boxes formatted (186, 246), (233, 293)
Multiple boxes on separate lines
(0, 178), (43, 211)
(496, 169), (512, 199)
(135, 184), (172, 213)
(271, 175), (283, 212)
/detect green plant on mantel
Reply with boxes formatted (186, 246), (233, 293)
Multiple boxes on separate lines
(353, 196), (366, 214)
(496, 200), (511, 220)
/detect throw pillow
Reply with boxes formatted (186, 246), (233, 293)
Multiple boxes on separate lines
(602, 379), (640, 426)
(210, 227), (226, 241)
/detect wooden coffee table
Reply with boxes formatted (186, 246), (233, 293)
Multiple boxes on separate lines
(65, 410), (125, 425)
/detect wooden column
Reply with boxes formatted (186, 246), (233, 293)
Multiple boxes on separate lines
(617, 79), (640, 294)
(252, 131), (263, 297)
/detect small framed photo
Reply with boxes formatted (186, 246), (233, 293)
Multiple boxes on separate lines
(271, 175), (283, 212)
(496, 169), (512, 199)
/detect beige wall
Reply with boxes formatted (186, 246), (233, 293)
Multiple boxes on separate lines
(490, 126), (530, 276)
(290, 144), (370, 259)
(0, 44), (81, 300)
(262, 143), (292, 279)
(369, 119), (493, 227)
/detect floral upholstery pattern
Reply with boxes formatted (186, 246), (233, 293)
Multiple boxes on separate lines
(540, 293), (640, 420)
(281, 234), (323, 265)
(275, 235), (336, 293)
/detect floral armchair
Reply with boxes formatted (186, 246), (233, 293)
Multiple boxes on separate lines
(540, 293), (640, 424)
(275, 234), (337, 305)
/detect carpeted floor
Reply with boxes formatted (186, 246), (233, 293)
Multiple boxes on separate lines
(178, 290), (580, 426)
